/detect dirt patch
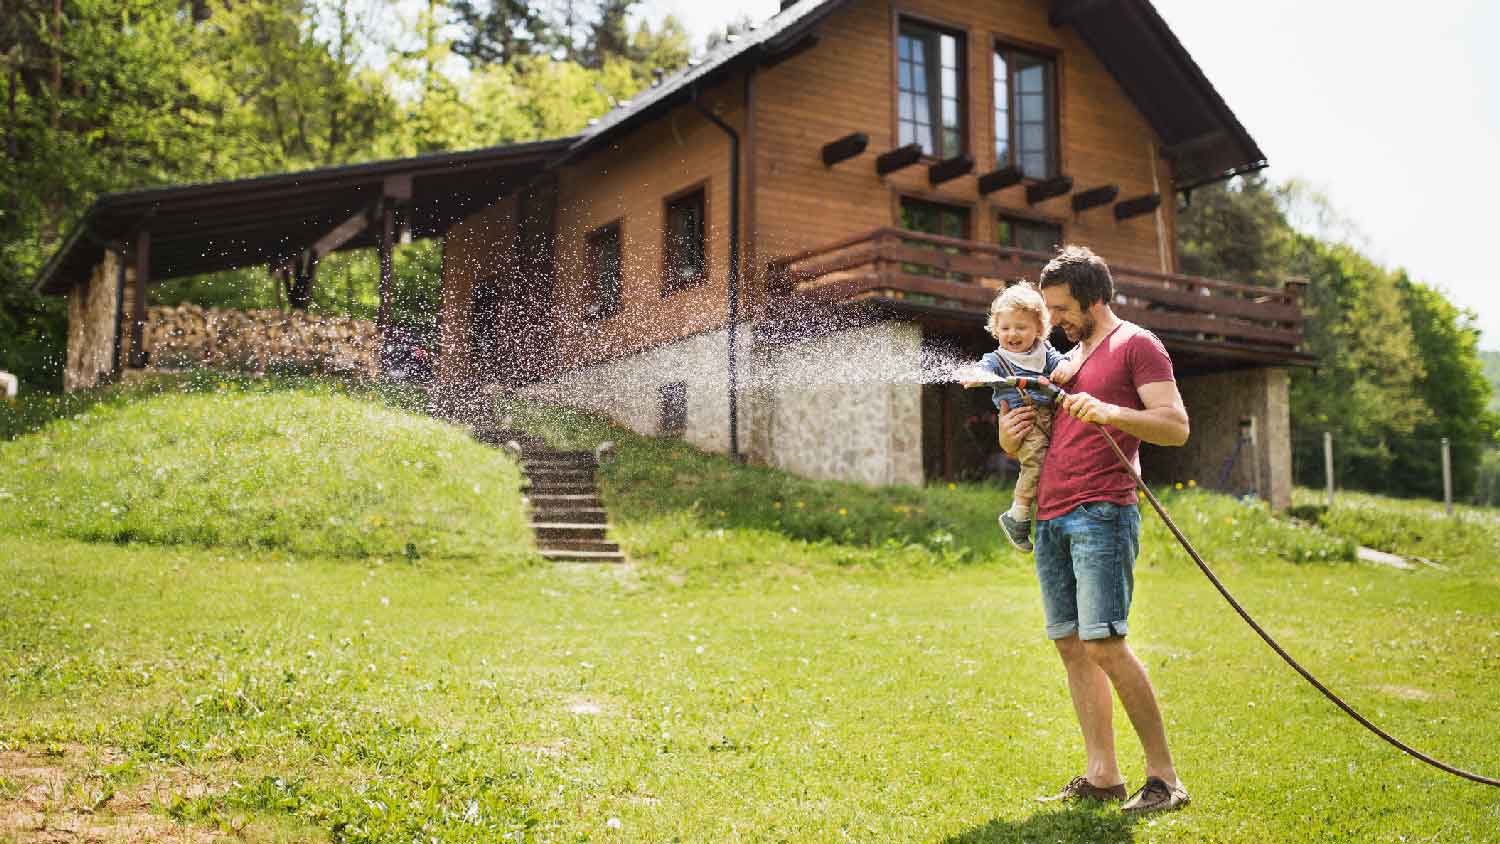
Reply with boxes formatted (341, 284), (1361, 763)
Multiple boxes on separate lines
(0, 744), (227, 843)
(1378, 684), (1438, 702)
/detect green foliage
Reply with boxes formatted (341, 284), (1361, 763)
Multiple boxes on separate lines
(2, 0), (690, 392)
(1178, 177), (1497, 503)
(0, 375), (534, 560)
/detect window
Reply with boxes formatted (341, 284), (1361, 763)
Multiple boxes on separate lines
(993, 45), (1057, 179)
(898, 21), (965, 159)
(900, 197), (969, 239)
(470, 278), (500, 360)
(996, 215), (1061, 254)
(659, 381), (687, 436)
(663, 188), (706, 294)
(586, 223), (622, 320)
(900, 197), (970, 287)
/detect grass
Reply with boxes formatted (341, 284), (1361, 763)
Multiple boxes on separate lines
(2, 382), (1498, 842)
(0, 374), (531, 561)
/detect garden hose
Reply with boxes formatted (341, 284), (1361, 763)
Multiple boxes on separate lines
(998, 375), (1500, 788)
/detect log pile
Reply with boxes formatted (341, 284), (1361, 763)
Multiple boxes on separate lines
(141, 304), (380, 377)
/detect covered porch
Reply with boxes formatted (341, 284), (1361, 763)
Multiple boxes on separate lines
(766, 229), (1313, 506)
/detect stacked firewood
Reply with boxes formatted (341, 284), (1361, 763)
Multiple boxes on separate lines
(142, 304), (380, 377)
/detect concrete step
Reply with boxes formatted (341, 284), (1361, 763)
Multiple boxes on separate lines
(539, 538), (621, 553)
(526, 469), (596, 481)
(538, 548), (626, 563)
(526, 493), (603, 505)
(527, 507), (607, 524)
(523, 484), (599, 496)
(531, 523), (610, 541)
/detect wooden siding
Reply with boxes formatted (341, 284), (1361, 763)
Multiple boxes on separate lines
(550, 79), (745, 368)
(753, 0), (1178, 290)
(439, 0), (1188, 380)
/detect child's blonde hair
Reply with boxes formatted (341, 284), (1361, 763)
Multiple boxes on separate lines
(986, 281), (1051, 341)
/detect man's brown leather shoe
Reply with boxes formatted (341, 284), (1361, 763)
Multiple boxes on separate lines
(1121, 776), (1190, 814)
(1036, 776), (1129, 803)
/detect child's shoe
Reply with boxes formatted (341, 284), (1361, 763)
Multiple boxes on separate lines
(999, 511), (1033, 552)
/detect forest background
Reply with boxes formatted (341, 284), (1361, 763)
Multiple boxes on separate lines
(3, 0), (1497, 502)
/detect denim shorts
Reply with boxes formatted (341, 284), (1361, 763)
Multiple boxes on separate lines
(1034, 500), (1141, 641)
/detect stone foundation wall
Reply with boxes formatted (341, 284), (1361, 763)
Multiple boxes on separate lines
(748, 321), (924, 486)
(516, 327), (753, 455)
(1141, 366), (1291, 509)
(139, 304), (380, 377)
(64, 251), (123, 393)
(513, 320), (925, 487)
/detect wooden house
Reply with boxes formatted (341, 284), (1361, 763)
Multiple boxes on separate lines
(438, 0), (1308, 506)
(35, 0), (1308, 506)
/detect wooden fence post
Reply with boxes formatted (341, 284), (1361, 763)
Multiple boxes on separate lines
(1441, 437), (1453, 516)
(1323, 431), (1334, 508)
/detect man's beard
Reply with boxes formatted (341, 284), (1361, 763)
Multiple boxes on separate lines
(1063, 311), (1096, 343)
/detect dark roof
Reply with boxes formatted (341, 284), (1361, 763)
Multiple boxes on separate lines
(1051, 0), (1267, 189)
(568, 0), (1265, 188)
(34, 138), (574, 295)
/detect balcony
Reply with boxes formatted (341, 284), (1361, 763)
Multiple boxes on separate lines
(767, 227), (1311, 370)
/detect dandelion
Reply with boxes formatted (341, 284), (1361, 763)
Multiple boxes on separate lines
(838, 507), (848, 517)
(1174, 482), (1184, 490)
(1187, 479), (1197, 488)
(947, 482), (956, 490)
(773, 501), (782, 509)
(796, 501), (805, 509)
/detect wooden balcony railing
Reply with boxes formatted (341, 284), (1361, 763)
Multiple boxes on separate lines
(767, 227), (1306, 356)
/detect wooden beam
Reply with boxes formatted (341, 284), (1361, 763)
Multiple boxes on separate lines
(310, 208), (370, 258)
(977, 165), (1023, 195)
(1113, 192), (1162, 221)
(876, 143), (923, 176)
(377, 203), (394, 331)
(1026, 175), (1073, 205)
(928, 153), (974, 186)
(821, 132), (869, 167)
(128, 230), (149, 368)
(1071, 184), (1119, 213)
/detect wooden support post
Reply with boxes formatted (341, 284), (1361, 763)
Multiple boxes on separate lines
(977, 165), (1022, 195)
(1441, 437), (1453, 515)
(378, 203), (395, 331)
(821, 132), (868, 166)
(876, 143), (923, 176)
(1026, 175), (1073, 205)
(1071, 184), (1119, 213)
(129, 229), (150, 368)
(1113, 192), (1162, 221)
(1323, 431), (1334, 507)
(928, 154), (974, 186)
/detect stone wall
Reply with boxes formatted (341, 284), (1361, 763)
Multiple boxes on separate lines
(64, 251), (122, 392)
(748, 321), (924, 487)
(1141, 366), (1292, 509)
(139, 304), (380, 377)
(513, 320), (925, 487)
(516, 326), (753, 455)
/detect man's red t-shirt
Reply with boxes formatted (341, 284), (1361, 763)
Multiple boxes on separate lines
(1036, 321), (1175, 521)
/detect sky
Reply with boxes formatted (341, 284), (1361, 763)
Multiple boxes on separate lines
(645, 0), (1500, 349)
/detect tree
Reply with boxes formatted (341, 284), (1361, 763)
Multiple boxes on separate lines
(1389, 276), (1498, 499)
(1176, 174), (1290, 287)
(450, 0), (552, 67)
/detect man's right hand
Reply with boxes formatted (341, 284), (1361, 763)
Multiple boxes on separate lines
(997, 400), (1035, 456)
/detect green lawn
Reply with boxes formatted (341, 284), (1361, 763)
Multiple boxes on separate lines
(2, 384), (1498, 842)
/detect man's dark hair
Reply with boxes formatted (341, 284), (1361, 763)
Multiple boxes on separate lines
(1038, 245), (1114, 309)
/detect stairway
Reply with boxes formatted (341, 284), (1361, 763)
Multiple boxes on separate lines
(475, 427), (625, 563)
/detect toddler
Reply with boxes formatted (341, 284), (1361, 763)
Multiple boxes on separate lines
(961, 283), (1077, 551)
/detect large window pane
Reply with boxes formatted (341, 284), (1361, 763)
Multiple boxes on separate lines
(898, 22), (965, 159)
(663, 190), (706, 294)
(996, 46), (1056, 179)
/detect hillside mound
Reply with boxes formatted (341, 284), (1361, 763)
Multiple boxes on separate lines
(0, 381), (531, 560)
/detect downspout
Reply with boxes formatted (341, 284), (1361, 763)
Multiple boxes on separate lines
(691, 77), (744, 459)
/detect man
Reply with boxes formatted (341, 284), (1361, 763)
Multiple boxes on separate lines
(998, 245), (1191, 815)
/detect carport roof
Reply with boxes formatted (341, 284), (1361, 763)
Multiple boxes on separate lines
(33, 137), (575, 295)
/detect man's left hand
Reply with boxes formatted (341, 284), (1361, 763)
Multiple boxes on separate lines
(1061, 391), (1118, 426)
